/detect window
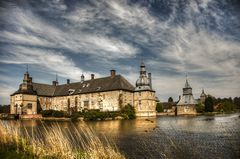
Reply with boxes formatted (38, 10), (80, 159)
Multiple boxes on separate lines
(27, 103), (32, 109)
(139, 100), (141, 105)
(68, 89), (75, 95)
(139, 92), (141, 96)
(84, 101), (89, 108)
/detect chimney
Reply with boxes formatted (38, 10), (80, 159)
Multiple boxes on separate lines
(91, 74), (95, 80)
(67, 79), (70, 84)
(81, 74), (85, 82)
(110, 70), (116, 77)
(52, 81), (58, 86)
(148, 73), (152, 89)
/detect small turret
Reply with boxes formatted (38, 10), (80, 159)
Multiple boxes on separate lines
(81, 73), (85, 82)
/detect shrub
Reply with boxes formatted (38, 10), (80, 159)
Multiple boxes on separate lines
(52, 110), (64, 118)
(196, 103), (204, 113)
(222, 101), (236, 112)
(121, 104), (136, 119)
(41, 109), (55, 117)
(41, 110), (65, 118)
(156, 103), (163, 113)
(84, 110), (101, 121)
(71, 112), (81, 121)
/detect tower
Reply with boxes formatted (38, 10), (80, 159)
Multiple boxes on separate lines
(176, 75), (197, 115)
(134, 60), (156, 117)
(10, 65), (37, 115)
(200, 88), (207, 104)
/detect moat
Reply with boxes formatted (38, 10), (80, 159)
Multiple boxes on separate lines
(2, 113), (240, 159)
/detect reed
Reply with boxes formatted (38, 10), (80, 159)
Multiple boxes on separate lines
(0, 121), (125, 159)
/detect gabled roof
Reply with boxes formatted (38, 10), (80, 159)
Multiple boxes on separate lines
(30, 75), (134, 97)
(32, 83), (56, 96)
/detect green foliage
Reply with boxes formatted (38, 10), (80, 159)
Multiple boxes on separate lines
(233, 97), (240, 109)
(52, 110), (65, 118)
(156, 103), (163, 113)
(41, 109), (64, 118)
(222, 101), (236, 112)
(0, 105), (10, 113)
(83, 110), (120, 121)
(205, 97), (214, 112)
(196, 103), (205, 113)
(121, 104), (136, 119)
(70, 112), (82, 121)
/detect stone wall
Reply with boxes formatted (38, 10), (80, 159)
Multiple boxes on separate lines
(134, 91), (156, 117)
(10, 94), (37, 115)
(38, 90), (134, 112)
(176, 105), (197, 115)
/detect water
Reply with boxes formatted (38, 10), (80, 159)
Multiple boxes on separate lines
(3, 113), (240, 159)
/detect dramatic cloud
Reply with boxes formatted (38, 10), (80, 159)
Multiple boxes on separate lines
(0, 0), (239, 104)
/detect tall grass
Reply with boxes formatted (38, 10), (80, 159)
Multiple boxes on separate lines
(0, 121), (125, 159)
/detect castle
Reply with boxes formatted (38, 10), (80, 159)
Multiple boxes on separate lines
(175, 76), (198, 115)
(10, 62), (156, 117)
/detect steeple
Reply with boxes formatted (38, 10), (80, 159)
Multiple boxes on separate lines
(52, 73), (59, 86)
(183, 74), (192, 95)
(185, 75), (191, 88)
(135, 60), (151, 91)
(81, 73), (85, 82)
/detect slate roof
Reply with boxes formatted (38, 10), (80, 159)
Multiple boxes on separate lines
(32, 83), (56, 96)
(28, 75), (135, 97)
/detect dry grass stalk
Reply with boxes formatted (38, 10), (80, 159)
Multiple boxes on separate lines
(0, 121), (125, 159)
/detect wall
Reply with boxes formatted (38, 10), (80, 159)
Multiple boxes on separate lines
(134, 91), (156, 117)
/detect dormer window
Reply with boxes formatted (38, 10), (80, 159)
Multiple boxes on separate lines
(78, 89), (82, 93)
(96, 87), (101, 91)
(68, 89), (75, 95)
(83, 84), (86, 88)
(86, 83), (90, 87)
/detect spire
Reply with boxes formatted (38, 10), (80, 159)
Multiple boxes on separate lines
(26, 64), (29, 74)
(185, 73), (191, 88)
(81, 73), (85, 82)
(56, 73), (58, 82)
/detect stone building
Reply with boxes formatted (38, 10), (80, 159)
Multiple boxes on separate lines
(10, 62), (156, 117)
(200, 89), (207, 104)
(175, 76), (197, 115)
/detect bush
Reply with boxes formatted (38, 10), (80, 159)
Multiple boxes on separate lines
(121, 104), (136, 119)
(156, 103), (163, 113)
(41, 110), (55, 117)
(84, 109), (101, 121)
(71, 112), (82, 121)
(52, 110), (64, 118)
(222, 101), (236, 113)
(41, 110), (65, 118)
(196, 103), (204, 113)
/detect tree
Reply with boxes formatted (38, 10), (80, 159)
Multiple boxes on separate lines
(233, 97), (240, 109)
(196, 102), (204, 113)
(121, 104), (136, 119)
(168, 97), (173, 103)
(222, 101), (236, 112)
(205, 96), (214, 112)
(156, 103), (163, 112)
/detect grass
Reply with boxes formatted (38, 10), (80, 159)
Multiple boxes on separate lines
(0, 121), (125, 159)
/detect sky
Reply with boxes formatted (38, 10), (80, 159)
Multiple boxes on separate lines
(0, 0), (240, 104)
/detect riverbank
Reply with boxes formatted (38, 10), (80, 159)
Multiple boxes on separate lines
(0, 121), (125, 159)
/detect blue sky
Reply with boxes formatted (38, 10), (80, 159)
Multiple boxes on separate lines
(0, 0), (240, 104)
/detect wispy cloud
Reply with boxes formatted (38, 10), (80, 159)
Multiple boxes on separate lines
(0, 0), (239, 104)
